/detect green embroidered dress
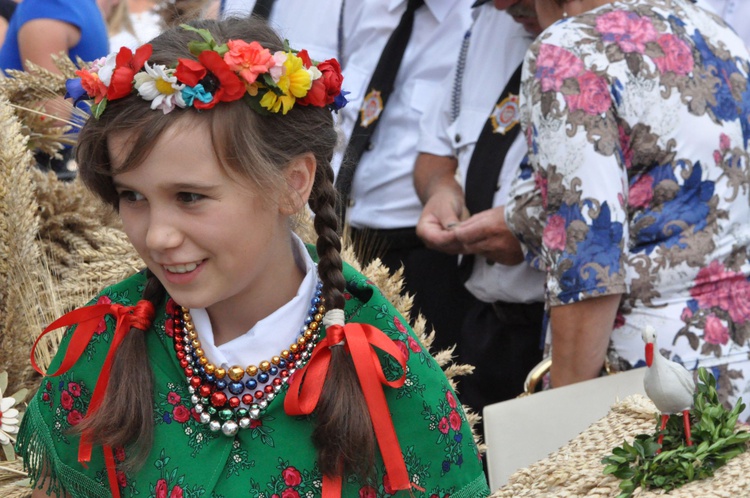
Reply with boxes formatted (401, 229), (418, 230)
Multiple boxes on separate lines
(17, 261), (490, 498)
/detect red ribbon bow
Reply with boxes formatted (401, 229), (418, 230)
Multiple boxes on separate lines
(285, 322), (418, 497)
(31, 300), (155, 498)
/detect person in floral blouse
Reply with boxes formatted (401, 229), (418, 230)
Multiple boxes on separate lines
(506, 0), (750, 418)
(16, 17), (489, 498)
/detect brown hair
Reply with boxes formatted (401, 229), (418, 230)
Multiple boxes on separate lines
(75, 17), (375, 478)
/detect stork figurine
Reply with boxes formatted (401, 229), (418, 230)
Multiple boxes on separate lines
(642, 325), (696, 449)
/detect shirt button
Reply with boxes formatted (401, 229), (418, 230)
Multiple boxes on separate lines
(455, 133), (461, 143)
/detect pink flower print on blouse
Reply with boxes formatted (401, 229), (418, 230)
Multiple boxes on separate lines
(535, 44), (584, 92)
(564, 71), (611, 115)
(653, 34), (694, 75)
(629, 174), (654, 208)
(535, 171), (548, 207)
(704, 314), (729, 345)
(595, 11), (658, 53)
(543, 214), (567, 252)
(691, 261), (750, 324)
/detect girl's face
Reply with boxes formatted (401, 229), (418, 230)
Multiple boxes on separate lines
(110, 120), (302, 322)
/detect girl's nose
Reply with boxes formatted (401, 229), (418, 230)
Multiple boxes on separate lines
(145, 216), (183, 251)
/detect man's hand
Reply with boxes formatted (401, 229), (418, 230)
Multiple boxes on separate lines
(416, 188), (469, 254)
(453, 206), (524, 265)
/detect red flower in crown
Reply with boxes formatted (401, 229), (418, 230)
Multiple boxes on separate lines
(107, 44), (153, 100)
(298, 50), (343, 107)
(175, 51), (245, 110)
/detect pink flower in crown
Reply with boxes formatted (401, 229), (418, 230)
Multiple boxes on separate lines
(628, 174), (654, 208)
(595, 11), (658, 53)
(543, 215), (567, 252)
(449, 410), (462, 431)
(653, 34), (694, 75)
(269, 51), (288, 83)
(223, 39), (274, 85)
(704, 314), (729, 345)
(565, 71), (611, 115)
(535, 44), (583, 92)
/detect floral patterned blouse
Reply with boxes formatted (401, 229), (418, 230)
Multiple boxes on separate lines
(506, 0), (750, 413)
(16, 260), (489, 497)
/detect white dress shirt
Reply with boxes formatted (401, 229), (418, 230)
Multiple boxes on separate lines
(221, 0), (347, 61)
(700, 0), (750, 48)
(335, 0), (473, 229)
(417, 5), (544, 304)
(192, 234), (319, 369)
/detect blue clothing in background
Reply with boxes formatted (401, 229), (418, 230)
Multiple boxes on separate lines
(0, 0), (107, 72)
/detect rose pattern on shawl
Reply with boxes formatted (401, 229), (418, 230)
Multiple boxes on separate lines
(564, 71), (612, 115)
(421, 387), (470, 476)
(19, 267), (490, 498)
(47, 374), (91, 443)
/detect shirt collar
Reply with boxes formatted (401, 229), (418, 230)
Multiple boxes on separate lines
(387, 0), (455, 23)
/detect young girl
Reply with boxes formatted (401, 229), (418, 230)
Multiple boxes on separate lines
(16, 17), (490, 498)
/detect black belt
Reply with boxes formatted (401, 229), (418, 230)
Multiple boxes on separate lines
(349, 226), (424, 252)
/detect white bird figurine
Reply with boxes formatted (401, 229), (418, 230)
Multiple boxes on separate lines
(642, 325), (696, 449)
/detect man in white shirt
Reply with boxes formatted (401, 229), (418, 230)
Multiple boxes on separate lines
(700, 0), (750, 48)
(335, 0), (475, 353)
(220, 0), (348, 61)
(414, 0), (546, 414)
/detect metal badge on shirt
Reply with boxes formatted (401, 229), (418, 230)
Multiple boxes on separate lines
(490, 93), (520, 135)
(360, 90), (384, 128)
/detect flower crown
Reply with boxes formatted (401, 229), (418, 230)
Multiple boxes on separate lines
(66, 25), (348, 119)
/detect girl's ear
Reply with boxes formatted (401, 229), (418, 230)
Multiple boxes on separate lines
(280, 152), (316, 215)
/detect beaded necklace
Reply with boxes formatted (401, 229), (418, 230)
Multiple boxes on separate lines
(170, 281), (325, 436)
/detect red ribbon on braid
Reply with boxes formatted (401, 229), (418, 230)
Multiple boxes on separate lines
(284, 322), (422, 497)
(30, 300), (155, 498)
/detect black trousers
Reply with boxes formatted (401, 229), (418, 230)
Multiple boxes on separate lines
(457, 299), (544, 425)
(350, 227), (475, 354)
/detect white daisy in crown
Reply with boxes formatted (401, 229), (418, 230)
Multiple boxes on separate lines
(134, 62), (186, 114)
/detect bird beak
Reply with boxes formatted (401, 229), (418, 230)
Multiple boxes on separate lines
(645, 342), (653, 367)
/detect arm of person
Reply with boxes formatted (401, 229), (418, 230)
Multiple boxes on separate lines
(549, 293), (622, 387)
(453, 205), (525, 265)
(414, 152), (469, 254)
(18, 18), (80, 123)
(18, 18), (80, 73)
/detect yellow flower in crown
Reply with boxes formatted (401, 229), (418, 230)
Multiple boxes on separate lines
(260, 51), (313, 115)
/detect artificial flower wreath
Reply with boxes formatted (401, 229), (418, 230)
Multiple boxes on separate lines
(67, 25), (347, 118)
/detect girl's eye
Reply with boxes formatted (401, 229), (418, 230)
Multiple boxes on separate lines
(177, 192), (204, 203)
(117, 190), (144, 202)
